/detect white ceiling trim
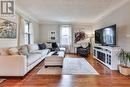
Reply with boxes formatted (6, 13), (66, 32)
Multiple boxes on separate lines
(39, 20), (93, 25)
(94, 0), (130, 23)
(15, 6), (39, 23)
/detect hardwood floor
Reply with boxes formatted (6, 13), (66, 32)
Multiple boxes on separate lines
(0, 54), (130, 87)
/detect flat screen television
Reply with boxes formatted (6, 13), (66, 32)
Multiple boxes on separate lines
(95, 29), (103, 44)
(95, 24), (116, 46)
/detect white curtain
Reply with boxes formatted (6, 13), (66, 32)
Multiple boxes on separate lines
(60, 25), (72, 53)
(18, 15), (25, 47)
(17, 15), (34, 46)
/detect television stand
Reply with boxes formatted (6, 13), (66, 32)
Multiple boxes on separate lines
(93, 46), (120, 70)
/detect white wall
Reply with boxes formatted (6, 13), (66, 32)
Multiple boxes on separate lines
(39, 24), (60, 43)
(93, 1), (130, 51)
(39, 23), (94, 53)
(39, 23), (94, 43)
(72, 24), (94, 34)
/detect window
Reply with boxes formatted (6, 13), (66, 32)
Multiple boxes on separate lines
(24, 20), (31, 44)
(60, 25), (72, 45)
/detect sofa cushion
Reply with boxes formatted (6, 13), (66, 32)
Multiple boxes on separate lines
(19, 45), (29, 56)
(45, 43), (52, 48)
(38, 43), (46, 50)
(8, 47), (19, 55)
(0, 48), (10, 56)
(28, 44), (39, 53)
(31, 49), (49, 56)
(27, 54), (41, 66)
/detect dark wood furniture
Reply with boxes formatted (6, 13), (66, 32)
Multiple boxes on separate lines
(77, 43), (90, 57)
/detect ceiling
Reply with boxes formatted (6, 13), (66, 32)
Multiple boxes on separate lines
(16, 0), (128, 23)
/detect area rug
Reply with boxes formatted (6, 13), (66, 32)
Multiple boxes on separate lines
(37, 58), (99, 75)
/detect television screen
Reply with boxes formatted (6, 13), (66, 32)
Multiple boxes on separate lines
(95, 29), (102, 44)
(95, 24), (116, 46)
(102, 25), (116, 46)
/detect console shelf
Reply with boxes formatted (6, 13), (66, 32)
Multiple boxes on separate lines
(93, 46), (120, 70)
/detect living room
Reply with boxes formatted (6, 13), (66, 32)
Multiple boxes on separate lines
(0, 0), (130, 87)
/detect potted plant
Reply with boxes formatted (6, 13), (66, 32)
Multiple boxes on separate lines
(118, 49), (130, 75)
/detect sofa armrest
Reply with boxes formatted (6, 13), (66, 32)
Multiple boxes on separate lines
(0, 55), (27, 76)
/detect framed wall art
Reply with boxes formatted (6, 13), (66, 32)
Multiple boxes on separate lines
(0, 18), (17, 38)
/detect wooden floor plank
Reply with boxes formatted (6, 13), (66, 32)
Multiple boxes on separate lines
(0, 54), (130, 87)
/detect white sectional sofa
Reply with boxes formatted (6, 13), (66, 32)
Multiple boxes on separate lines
(0, 44), (49, 76)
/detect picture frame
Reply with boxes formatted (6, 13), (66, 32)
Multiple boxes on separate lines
(0, 18), (17, 38)
(51, 37), (55, 40)
(51, 32), (55, 34)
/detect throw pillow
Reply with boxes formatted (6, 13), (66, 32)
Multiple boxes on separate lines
(27, 44), (39, 53)
(8, 47), (19, 55)
(45, 42), (52, 48)
(38, 43), (46, 50)
(19, 45), (29, 56)
(0, 48), (10, 56)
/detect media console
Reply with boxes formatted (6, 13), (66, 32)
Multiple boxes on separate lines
(93, 46), (120, 70)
